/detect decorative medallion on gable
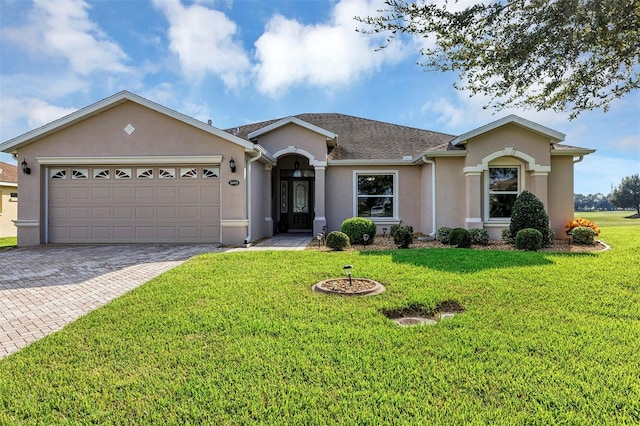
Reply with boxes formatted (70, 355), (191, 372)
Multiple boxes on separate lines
(124, 123), (135, 135)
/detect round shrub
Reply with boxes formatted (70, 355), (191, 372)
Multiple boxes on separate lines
(515, 228), (543, 251)
(326, 231), (350, 251)
(392, 225), (413, 249)
(436, 227), (452, 244)
(509, 190), (553, 246)
(469, 228), (489, 246)
(572, 226), (596, 245)
(501, 227), (514, 243)
(390, 224), (413, 238)
(341, 217), (377, 245)
(448, 228), (472, 248)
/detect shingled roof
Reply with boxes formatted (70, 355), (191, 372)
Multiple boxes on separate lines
(227, 113), (456, 161)
(0, 161), (18, 184)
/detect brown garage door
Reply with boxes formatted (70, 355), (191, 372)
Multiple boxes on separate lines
(47, 166), (221, 243)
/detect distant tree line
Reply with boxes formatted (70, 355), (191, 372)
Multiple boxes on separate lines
(575, 174), (640, 214)
(574, 193), (616, 212)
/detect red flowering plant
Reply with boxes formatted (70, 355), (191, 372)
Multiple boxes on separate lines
(564, 218), (600, 236)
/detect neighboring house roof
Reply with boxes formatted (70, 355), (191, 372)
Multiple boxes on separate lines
(0, 91), (256, 153)
(228, 113), (456, 161)
(0, 161), (18, 185)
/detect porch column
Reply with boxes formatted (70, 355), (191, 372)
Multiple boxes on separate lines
(464, 171), (483, 229)
(313, 166), (326, 235)
(264, 164), (273, 237)
(529, 171), (549, 209)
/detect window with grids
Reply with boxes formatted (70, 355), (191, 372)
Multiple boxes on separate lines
(488, 166), (520, 219)
(355, 173), (395, 218)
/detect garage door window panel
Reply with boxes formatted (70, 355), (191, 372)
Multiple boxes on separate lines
(181, 168), (198, 178)
(159, 168), (176, 179)
(50, 168), (67, 179)
(203, 168), (219, 178)
(93, 169), (111, 179)
(115, 169), (132, 179)
(72, 169), (88, 179)
(137, 168), (153, 179)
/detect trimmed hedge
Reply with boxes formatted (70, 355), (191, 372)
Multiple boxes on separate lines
(341, 218), (376, 245)
(449, 228), (472, 248)
(436, 227), (452, 244)
(572, 226), (596, 245)
(502, 227), (514, 243)
(392, 225), (413, 249)
(469, 228), (489, 246)
(509, 190), (553, 246)
(515, 228), (543, 251)
(326, 231), (350, 251)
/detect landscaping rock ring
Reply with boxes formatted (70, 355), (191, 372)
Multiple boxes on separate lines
(312, 278), (386, 296)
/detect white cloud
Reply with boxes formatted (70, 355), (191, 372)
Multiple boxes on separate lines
(608, 135), (640, 153)
(152, 0), (250, 88)
(254, 0), (407, 96)
(3, 0), (129, 75)
(0, 97), (77, 140)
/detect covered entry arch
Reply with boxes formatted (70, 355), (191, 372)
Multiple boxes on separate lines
(272, 146), (326, 235)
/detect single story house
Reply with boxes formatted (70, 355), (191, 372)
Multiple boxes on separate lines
(0, 91), (595, 247)
(0, 161), (18, 238)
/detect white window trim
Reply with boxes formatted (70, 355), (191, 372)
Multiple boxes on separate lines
(353, 170), (399, 221)
(484, 161), (525, 223)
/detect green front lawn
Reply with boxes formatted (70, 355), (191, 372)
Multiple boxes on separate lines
(1, 217), (639, 424)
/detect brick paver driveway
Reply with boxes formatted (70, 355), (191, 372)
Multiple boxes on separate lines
(0, 244), (220, 360)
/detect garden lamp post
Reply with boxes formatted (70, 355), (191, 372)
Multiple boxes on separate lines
(343, 265), (353, 286)
(363, 233), (369, 248)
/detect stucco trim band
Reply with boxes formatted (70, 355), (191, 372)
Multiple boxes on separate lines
(36, 156), (223, 165)
(220, 219), (250, 227)
(13, 219), (39, 228)
(463, 147), (551, 174)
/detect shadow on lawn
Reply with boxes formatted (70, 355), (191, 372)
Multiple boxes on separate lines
(361, 248), (595, 273)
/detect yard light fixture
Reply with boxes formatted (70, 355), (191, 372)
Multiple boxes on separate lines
(229, 158), (236, 173)
(343, 264), (353, 286)
(363, 233), (369, 248)
(382, 227), (388, 236)
(21, 159), (31, 175)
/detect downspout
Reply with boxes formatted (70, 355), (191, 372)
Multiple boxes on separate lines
(573, 155), (584, 163)
(422, 157), (437, 237)
(244, 149), (262, 245)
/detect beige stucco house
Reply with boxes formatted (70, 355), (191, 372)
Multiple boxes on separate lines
(0, 161), (18, 238)
(0, 91), (594, 247)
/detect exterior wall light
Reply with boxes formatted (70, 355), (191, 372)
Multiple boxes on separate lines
(21, 159), (31, 175)
(229, 158), (236, 173)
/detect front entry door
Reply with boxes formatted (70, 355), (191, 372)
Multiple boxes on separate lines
(281, 178), (314, 231)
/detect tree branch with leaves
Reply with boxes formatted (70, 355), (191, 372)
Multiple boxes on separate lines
(357, 0), (640, 119)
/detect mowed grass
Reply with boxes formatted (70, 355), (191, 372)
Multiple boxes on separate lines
(577, 210), (639, 226)
(1, 216), (639, 424)
(0, 236), (17, 249)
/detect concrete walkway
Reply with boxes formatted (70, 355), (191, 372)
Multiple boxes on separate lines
(0, 234), (312, 360)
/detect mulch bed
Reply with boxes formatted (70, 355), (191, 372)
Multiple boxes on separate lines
(306, 235), (606, 253)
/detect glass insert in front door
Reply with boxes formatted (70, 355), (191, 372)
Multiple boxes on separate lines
(293, 181), (309, 213)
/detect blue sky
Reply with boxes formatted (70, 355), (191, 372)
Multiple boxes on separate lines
(1, 0), (638, 195)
